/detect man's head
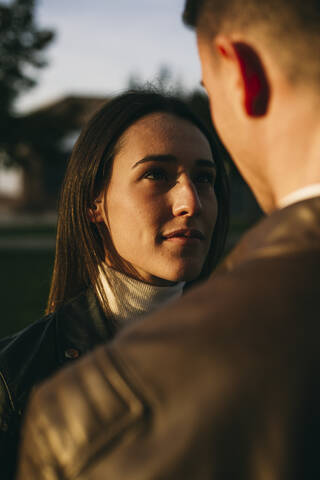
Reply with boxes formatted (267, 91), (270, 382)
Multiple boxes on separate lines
(183, 1), (320, 212)
(184, 0), (320, 84)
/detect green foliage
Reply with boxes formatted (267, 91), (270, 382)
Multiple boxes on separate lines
(0, 0), (54, 153)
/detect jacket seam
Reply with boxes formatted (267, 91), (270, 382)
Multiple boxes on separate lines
(0, 370), (15, 412)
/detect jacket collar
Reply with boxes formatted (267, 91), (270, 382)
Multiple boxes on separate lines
(219, 196), (320, 274)
(55, 289), (116, 366)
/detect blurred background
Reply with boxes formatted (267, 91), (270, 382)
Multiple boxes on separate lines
(0, 0), (262, 337)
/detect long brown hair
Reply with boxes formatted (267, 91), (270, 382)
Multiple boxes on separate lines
(46, 90), (230, 314)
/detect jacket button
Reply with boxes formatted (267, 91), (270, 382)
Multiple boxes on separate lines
(1, 421), (8, 432)
(64, 348), (80, 359)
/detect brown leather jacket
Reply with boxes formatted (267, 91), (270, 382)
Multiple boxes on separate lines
(17, 197), (320, 480)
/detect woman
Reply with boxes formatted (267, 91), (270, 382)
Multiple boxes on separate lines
(0, 90), (229, 479)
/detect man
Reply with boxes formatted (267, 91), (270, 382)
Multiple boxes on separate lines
(17, 1), (320, 479)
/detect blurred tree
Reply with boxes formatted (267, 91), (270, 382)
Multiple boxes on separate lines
(155, 65), (184, 96)
(0, 0), (54, 148)
(0, 0), (54, 159)
(0, 0), (54, 210)
(0, 0), (54, 117)
(128, 64), (186, 98)
(0, 0), (52, 105)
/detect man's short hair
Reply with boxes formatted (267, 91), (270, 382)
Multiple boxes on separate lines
(183, 0), (320, 89)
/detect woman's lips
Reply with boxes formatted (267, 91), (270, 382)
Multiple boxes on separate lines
(161, 229), (204, 244)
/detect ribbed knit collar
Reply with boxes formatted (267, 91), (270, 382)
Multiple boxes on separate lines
(98, 263), (185, 326)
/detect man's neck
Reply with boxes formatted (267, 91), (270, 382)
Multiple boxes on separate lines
(272, 127), (320, 210)
(256, 91), (320, 213)
(278, 184), (320, 209)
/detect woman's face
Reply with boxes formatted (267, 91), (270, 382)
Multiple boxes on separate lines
(96, 112), (218, 285)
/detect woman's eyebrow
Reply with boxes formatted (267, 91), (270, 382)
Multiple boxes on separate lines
(132, 155), (216, 169)
(196, 159), (216, 168)
(132, 155), (177, 169)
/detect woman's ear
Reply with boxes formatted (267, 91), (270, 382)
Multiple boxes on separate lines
(215, 36), (270, 117)
(88, 196), (105, 223)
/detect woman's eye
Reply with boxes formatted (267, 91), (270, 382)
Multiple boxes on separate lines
(194, 172), (215, 185)
(143, 168), (168, 181)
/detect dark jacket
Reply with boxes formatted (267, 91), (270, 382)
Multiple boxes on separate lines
(16, 197), (320, 480)
(0, 290), (115, 480)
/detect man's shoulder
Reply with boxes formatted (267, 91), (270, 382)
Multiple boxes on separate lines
(223, 196), (320, 273)
(16, 243), (320, 479)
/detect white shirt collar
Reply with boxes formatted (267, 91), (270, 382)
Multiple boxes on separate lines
(278, 184), (320, 209)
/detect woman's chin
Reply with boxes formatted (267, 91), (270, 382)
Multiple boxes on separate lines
(130, 259), (205, 286)
(162, 263), (204, 284)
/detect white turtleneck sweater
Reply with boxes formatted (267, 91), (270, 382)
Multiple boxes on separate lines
(97, 263), (185, 326)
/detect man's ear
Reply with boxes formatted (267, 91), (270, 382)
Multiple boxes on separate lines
(215, 37), (270, 117)
(88, 196), (104, 223)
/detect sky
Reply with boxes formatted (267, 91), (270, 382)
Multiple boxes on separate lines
(16, 0), (202, 113)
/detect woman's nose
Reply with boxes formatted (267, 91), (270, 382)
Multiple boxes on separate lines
(172, 178), (202, 217)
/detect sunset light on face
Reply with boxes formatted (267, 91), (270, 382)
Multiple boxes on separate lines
(98, 112), (218, 285)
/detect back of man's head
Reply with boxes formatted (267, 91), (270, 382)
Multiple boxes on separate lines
(183, 0), (320, 88)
